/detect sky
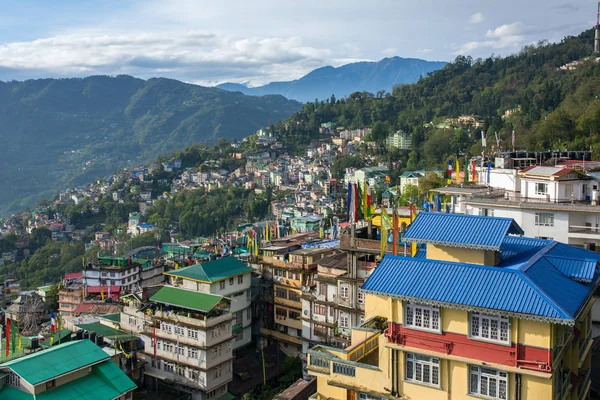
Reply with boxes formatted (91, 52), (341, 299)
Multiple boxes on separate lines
(0, 0), (594, 86)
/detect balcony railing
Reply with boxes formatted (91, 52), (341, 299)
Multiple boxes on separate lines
(569, 225), (600, 236)
(340, 234), (392, 253)
(579, 368), (591, 400)
(579, 329), (592, 361)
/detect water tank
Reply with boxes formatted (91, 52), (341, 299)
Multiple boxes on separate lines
(31, 337), (39, 349)
(96, 335), (104, 346)
(90, 332), (96, 343)
(76, 329), (83, 340)
(83, 331), (89, 340)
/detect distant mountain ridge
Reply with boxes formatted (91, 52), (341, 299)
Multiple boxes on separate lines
(217, 56), (447, 102)
(0, 75), (301, 215)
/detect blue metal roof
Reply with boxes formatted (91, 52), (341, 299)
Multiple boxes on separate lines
(362, 239), (600, 325)
(403, 213), (524, 251)
(499, 236), (550, 260)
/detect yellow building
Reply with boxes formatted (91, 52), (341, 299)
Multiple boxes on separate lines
(308, 213), (596, 400)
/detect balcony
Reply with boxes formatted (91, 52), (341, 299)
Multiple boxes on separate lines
(569, 225), (600, 239)
(579, 368), (591, 400)
(340, 234), (393, 254)
(579, 329), (592, 365)
(153, 309), (233, 330)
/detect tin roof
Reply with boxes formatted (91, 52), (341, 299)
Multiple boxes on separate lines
(403, 212), (524, 251)
(362, 239), (600, 325)
(150, 286), (223, 312)
(164, 256), (253, 283)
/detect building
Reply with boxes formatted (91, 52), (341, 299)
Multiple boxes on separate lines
(464, 166), (600, 246)
(164, 257), (254, 350)
(58, 282), (84, 318)
(399, 171), (423, 194)
(346, 167), (390, 189)
(82, 256), (142, 293)
(290, 216), (323, 234)
(308, 213), (597, 400)
(386, 130), (412, 150)
(121, 285), (234, 399)
(0, 339), (136, 399)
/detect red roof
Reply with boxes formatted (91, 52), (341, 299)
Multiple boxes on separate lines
(87, 285), (121, 294)
(64, 272), (82, 280)
(73, 302), (119, 314)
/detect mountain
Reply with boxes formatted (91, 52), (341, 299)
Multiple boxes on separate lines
(0, 75), (301, 215)
(216, 57), (447, 102)
(271, 29), (599, 167)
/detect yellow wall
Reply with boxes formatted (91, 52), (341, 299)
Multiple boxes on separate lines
(517, 319), (551, 348)
(364, 294), (391, 321)
(442, 308), (468, 335)
(316, 376), (346, 400)
(521, 375), (553, 400)
(427, 244), (497, 266)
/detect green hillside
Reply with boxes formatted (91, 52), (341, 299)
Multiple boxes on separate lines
(275, 29), (599, 167)
(0, 75), (301, 215)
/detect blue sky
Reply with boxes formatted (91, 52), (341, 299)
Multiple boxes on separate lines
(0, 0), (593, 86)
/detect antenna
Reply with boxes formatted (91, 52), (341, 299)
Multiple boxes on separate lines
(595, 2), (600, 53)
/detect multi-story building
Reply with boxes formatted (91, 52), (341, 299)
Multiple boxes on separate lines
(58, 282), (84, 318)
(121, 285), (234, 399)
(464, 165), (600, 247)
(386, 130), (412, 150)
(270, 247), (335, 357)
(308, 212), (597, 400)
(82, 256), (142, 293)
(0, 339), (136, 399)
(164, 257), (254, 350)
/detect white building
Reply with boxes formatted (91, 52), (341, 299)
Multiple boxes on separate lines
(121, 286), (233, 399)
(163, 257), (254, 350)
(463, 166), (600, 247)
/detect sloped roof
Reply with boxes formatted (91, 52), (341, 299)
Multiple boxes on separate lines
(0, 357), (135, 399)
(150, 286), (223, 312)
(165, 256), (253, 283)
(362, 239), (600, 325)
(1, 340), (108, 385)
(403, 212), (524, 251)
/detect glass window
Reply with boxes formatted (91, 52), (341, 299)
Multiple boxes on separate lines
(535, 213), (554, 226)
(357, 286), (365, 304)
(469, 366), (508, 399)
(219, 281), (225, 290)
(340, 282), (349, 299)
(535, 182), (548, 195)
(405, 353), (440, 387)
(470, 313), (510, 344)
(339, 314), (349, 328)
(229, 278), (234, 285)
(314, 304), (326, 315)
(405, 303), (440, 332)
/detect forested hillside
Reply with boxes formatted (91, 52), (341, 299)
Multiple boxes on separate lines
(273, 29), (599, 168)
(0, 75), (300, 215)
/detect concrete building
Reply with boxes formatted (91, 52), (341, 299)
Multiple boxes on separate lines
(0, 339), (136, 399)
(164, 257), (254, 350)
(308, 213), (597, 400)
(81, 256), (142, 293)
(58, 282), (84, 318)
(386, 130), (412, 150)
(121, 285), (234, 400)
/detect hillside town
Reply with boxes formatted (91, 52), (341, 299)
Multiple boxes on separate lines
(0, 113), (600, 399)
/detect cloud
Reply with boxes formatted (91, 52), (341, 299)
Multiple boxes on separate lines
(417, 48), (433, 54)
(470, 12), (485, 24)
(454, 22), (526, 55)
(381, 48), (398, 56)
(0, 31), (345, 85)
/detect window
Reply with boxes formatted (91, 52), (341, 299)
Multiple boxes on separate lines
(340, 282), (349, 299)
(164, 363), (174, 373)
(234, 311), (243, 324)
(405, 303), (440, 332)
(220, 281), (225, 290)
(229, 277), (234, 285)
(188, 348), (199, 359)
(478, 208), (494, 217)
(247, 308), (252, 320)
(276, 308), (287, 318)
(213, 365), (222, 379)
(235, 331), (244, 342)
(535, 182), (548, 195)
(319, 284), (327, 296)
(128, 317), (137, 326)
(564, 184), (574, 197)
(213, 345), (222, 358)
(212, 326), (221, 338)
(289, 311), (300, 320)
(161, 322), (172, 334)
(276, 287), (287, 298)
(190, 369), (199, 381)
(314, 304), (326, 315)
(470, 313), (510, 344)
(359, 314), (365, 325)
(175, 325), (185, 336)
(188, 329), (199, 340)
(339, 315), (349, 328)
(288, 291), (300, 302)
(359, 394), (385, 400)
(177, 365), (185, 376)
(238, 275), (244, 284)
(226, 340), (232, 352)
(176, 346), (185, 355)
(247, 290), (251, 302)
(314, 325), (327, 336)
(405, 353), (440, 387)
(357, 286), (365, 304)
(469, 366), (508, 399)
(535, 213), (554, 227)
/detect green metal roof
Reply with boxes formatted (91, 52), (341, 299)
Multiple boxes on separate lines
(150, 286), (223, 312)
(99, 313), (120, 323)
(74, 323), (136, 341)
(0, 329), (72, 364)
(37, 285), (53, 294)
(2, 340), (109, 385)
(216, 392), (236, 400)
(165, 256), (253, 283)
(0, 359), (136, 399)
